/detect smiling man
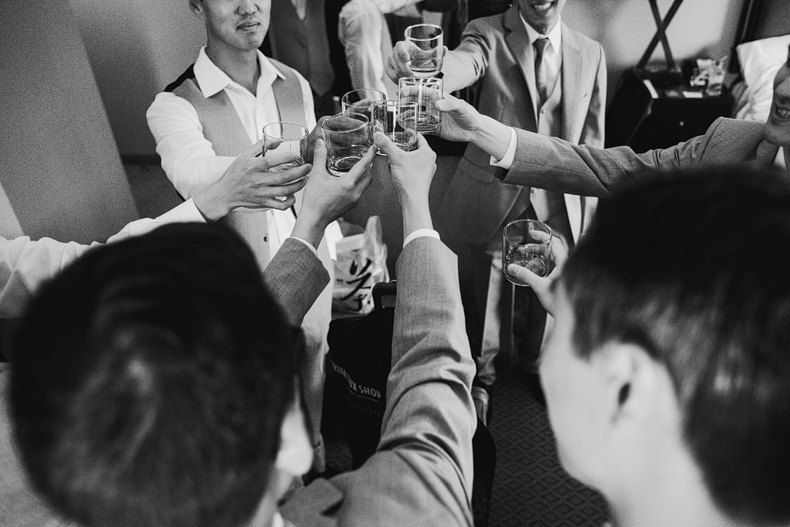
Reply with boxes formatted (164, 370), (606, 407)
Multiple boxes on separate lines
(389, 0), (606, 424)
(537, 164), (790, 526)
(146, 0), (339, 472)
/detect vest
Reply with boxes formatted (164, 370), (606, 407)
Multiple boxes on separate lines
(168, 59), (331, 471)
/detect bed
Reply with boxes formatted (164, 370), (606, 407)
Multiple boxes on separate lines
(729, 0), (790, 121)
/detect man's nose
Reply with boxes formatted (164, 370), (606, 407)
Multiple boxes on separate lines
(237, 0), (258, 15)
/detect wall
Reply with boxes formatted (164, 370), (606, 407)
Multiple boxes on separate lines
(69, 0), (205, 157)
(1, 0), (139, 243)
(563, 0), (744, 98)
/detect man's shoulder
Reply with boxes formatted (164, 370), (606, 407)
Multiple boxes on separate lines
(562, 22), (604, 53)
(163, 64), (197, 94)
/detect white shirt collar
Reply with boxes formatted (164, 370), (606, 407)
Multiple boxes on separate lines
(521, 14), (562, 51)
(774, 146), (788, 170)
(193, 47), (286, 98)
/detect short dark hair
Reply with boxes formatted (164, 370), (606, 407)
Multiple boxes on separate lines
(10, 223), (302, 527)
(559, 165), (790, 524)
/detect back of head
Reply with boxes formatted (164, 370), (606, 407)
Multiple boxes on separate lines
(9, 223), (301, 527)
(560, 165), (790, 524)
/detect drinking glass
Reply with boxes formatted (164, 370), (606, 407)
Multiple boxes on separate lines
(373, 100), (418, 151)
(320, 113), (373, 176)
(398, 77), (443, 133)
(403, 23), (443, 78)
(502, 219), (553, 286)
(341, 89), (386, 123)
(262, 121), (308, 171)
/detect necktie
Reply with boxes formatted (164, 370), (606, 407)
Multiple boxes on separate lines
(534, 37), (550, 107)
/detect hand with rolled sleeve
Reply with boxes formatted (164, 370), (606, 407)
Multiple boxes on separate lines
(434, 92), (512, 161)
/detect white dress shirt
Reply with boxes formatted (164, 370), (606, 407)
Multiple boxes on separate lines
(147, 48), (333, 259)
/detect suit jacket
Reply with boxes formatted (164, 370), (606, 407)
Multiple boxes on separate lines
(502, 117), (779, 198)
(282, 237), (477, 527)
(437, 6), (606, 246)
(0, 239), (329, 527)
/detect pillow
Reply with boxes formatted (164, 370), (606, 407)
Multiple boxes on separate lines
(735, 34), (790, 122)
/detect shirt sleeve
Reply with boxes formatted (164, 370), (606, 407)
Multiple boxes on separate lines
(490, 127), (517, 169)
(146, 92), (236, 199)
(403, 228), (440, 248)
(106, 199), (206, 244)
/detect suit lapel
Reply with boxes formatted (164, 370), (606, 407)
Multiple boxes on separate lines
(504, 6), (539, 122)
(560, 23), (581, 144)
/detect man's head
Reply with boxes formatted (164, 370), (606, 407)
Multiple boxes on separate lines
(189, 0), (270, 54)
(763, 44), (790, 147)
(10, 224), (312, 527)
(540, 165), (790, 524)
(518, 0), (566, 35)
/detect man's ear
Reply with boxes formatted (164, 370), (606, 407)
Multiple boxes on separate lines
(188, 0), (205, 19)
(601, 342), (671, 428)
(274, 403), (313, 477)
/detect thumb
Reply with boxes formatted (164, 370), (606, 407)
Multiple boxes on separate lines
(243, 139), (267, 158)
(312, 138), (327, 166)
(374, 131), (398, 157)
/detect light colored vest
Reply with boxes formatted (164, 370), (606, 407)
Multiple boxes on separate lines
(170, 60), (331, 470)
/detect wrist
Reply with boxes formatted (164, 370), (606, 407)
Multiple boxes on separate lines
(193, 186), (232, 222)
(291, 213), (326, 249)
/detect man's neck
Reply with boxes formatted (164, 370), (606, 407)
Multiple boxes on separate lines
(205, 44), (261, 95)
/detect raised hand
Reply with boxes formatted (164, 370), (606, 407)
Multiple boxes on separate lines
(292, 138), (376, 248)
(506, 236), (568, 317)
(193, 139), (310, 221)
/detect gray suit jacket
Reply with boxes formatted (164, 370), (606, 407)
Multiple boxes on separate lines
(437, 5), (606, 246)
(502, 117), (779, 197)
(282, 237), (476, 527)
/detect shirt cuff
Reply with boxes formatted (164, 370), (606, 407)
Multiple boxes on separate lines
(490, 127), (517, 169)
(289, 236), (320, 258)
(403, 229), (440, 248)
(156, 198), (206, 224)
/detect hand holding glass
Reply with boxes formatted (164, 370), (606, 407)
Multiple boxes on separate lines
(503, 219), (553, 286)
(404, 23), (443, 78)
(262, 121), (308, 172)
(373, 100), (418, 151)
(321, 114), (373, 176)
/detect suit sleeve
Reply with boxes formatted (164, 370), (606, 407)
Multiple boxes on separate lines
(378, 237), (476, 502)
(262, 238), (330, 327)
(501, 117), (723, 197)
(441, 19), (493, 93)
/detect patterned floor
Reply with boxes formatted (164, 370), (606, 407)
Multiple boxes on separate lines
(486, 349), (609, 526)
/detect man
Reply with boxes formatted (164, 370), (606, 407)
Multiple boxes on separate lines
(147, 0), (342, 467)
(388, 0), (606, 423)
(432, 44), (790, 197)
(517, 164), (790, 526)
(1, 139), (314, 319)
(5, 133), (476, 527)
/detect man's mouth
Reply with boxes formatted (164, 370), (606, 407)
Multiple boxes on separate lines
(773, 103), (790, 120)
(531, 1), (555, 13)
(238, 21), (260, 31)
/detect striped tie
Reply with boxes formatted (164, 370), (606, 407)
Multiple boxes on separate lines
(534, 37), (550, 107)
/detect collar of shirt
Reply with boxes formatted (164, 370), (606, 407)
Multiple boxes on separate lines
(774, 146), (787, 170)
(521, 15), (562, 52)
(193, 46), (285, 99)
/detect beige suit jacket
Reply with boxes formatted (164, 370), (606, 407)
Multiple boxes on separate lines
(437, 5), (606, 246)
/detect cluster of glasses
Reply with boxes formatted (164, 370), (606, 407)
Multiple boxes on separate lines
(316, 23), (445, 176)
